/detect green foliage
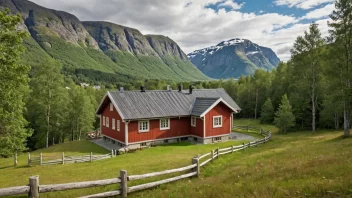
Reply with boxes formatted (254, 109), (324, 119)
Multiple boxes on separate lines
(274, 95), (295, 134)
(27, 61), (68, 148)
(260, 98), (274, 124)
(66, 86), (96, 141)
(0, 9), (32, 157)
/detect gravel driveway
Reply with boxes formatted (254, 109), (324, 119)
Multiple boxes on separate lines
(230, 132), (257, 141)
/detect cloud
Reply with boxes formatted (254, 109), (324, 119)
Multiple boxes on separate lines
(274, 0), (334, 9)
(28, 0), (329, 61)
(217, 0), (244, 10)
(300, 3), (334, 20)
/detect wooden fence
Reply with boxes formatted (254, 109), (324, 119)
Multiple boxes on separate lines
(26, 150), (116, 166)
(0, 126), (271, 198)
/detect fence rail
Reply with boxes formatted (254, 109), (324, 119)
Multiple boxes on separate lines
(0, 125), (272, 198)
(26, 151), (116, 166)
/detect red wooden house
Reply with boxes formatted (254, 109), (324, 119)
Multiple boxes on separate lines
(96, 86), (241, 149)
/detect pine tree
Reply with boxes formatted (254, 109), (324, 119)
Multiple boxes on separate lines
(274, 95), (295, 134)
(0, 9), (32, 157)
(328, 0), (352, 137)
(260, 98), (274, 124)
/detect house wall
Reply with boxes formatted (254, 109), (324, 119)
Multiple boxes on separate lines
(128, 117), (190, 143)
(204, 102), (233, 137)
(190, 117), (204, 138)
(101, 100), (125, 144)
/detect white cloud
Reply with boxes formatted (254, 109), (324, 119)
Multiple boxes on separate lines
(28, 0), (330, 61)
(217, 0), (244, 10)
(274, 0), (334, 9)
(301, 3), (334, 20)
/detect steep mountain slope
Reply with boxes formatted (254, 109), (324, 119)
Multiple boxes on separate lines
(0, 0), (209, 83)
(187, 38), (280, 79)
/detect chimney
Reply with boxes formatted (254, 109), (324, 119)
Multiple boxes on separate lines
(178, 84), (183, 92)
(119, 87), (124, 92)
(140, 86), (145, 92)
(167, 85), (171, 91)
(189, 85), (193, 94)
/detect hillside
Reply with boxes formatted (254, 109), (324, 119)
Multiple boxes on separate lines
(188, 38), (280, 79)
(0, 0), (209, 83)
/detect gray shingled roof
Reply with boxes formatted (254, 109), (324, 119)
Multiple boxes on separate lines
(186, 88), (241, 111)
(191, 97), (220, 116)
(100, 88), (241, 120)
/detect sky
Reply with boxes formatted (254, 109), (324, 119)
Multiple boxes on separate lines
(29, 0), (335, 61)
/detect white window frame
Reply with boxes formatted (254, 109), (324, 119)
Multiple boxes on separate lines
(160, 118), (170, 130)
(117, 120), (120, 131)
(110, 103), (113, 111)
(112, 118), (115, 130)
(138, 120), (150, 133)
(102, 116), (106, 126)
(191, 116), (196, 127)
(106, 117), (109, 128)
(213, 115), (222, 128)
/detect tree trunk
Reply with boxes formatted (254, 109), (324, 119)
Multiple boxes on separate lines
(46, 105), (50, 148)
(254, 89), (259, 119)
(79, 128), (81, 141)
(312, 96), (316, 132)
(344, 101), (350, 137)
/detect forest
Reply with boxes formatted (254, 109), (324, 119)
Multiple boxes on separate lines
(1, 0), (352, 157)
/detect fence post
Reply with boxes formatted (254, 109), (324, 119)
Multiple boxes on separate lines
(90, 152), (93, 162)
(62, 152), (65, 165)
(217, 147), (219, 158)
(14, 153), (17, 167)
(111, 150), (114, 158)
(28, 152), (31, 166)
(40, 153), (42, 166)
(242, 143), (245, 151)
(211, 150), (215, 160)
(192, 157), (200, 177)
(231, 145), (234, 153)
(248, 142), (251, 148)
(255, 140), (258, 147)
(28, 176), (39, 198)
(120, 170), (127, 198)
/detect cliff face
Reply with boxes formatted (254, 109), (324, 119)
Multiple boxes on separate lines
(0, 0), (209, 82)
(188, 38), (280, 79)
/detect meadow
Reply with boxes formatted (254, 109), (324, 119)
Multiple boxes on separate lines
(1, 119), (351, 197)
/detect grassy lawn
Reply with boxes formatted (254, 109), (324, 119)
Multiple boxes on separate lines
(1, 119), (352, 197)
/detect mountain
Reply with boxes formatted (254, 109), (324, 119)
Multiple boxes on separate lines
(187, 38), (280, 79)
(0, 0), (209, 84)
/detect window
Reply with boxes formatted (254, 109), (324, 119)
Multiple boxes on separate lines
(213, 137), (221, 142)
(110, 103), (113, 111)
(160, 119), (170, 130)
(139, 120), (149, 132)
(106, 117), (109, 128)
(191, 116), (196, 127)
(102, 116), (106, 126)
(117, 120), (120, 131)
(112, 118), (115, 130)
(213, 116), (222, 128)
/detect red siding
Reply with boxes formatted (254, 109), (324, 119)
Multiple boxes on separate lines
(128, 117), (190, 143)
(190, 117), (204, 137)
(101, 100), (125, 143)
(204, 102), (232, 137)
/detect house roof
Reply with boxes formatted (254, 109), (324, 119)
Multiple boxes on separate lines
(96, 88), (241, 120)
(191, 97), (220, 116)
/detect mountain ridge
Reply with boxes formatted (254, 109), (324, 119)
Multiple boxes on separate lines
(0, 0), (209, 84)
(187, 38), (280, 79)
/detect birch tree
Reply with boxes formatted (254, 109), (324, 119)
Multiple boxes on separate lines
(0, 9), (31, 157)
(291, 23), (325, 132)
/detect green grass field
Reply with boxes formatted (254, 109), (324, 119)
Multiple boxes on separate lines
(1, 119), (352, 197)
